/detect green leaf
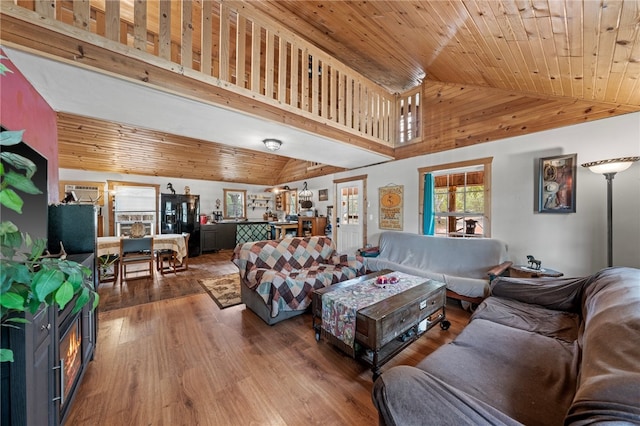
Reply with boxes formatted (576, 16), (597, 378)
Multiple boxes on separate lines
(54, 281), (74, 309)
(31, 268), (65, 302)
(0, 130), (24, 147)
(0, 188), (24, 213)
(0, 292), (26, 310)
(0, 348), (14, 363)
(28, 238), (46, 261)
(73, 287), (90, 314)
(4, 317), (29, 324)
(0, 262), (32, 289)
(0, 221), (19, 236)
(27, 298), (41, 315)
(0, 151), (37, 179)
(92, 292), (100, 310)
(2, 170), (42, 195)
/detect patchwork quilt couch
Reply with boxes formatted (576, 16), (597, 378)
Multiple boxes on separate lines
(372, 266), (640, 425)
(232, 236), (365, 325)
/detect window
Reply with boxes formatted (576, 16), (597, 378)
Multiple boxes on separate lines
(340, 186), (359, 225)
(434, 171), (484, 237)
(419, 157), (492, 237)
(223, 189), (247, 219)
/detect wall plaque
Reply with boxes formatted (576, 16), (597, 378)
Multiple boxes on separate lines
(379, 185), (403, 230)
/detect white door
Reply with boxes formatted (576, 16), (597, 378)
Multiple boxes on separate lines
(336, 180), (364, 254)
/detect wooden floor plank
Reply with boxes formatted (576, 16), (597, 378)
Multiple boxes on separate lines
(66, 251), (470, 425)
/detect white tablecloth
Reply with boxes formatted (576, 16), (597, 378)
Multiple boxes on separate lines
(97, 234), (188, 263)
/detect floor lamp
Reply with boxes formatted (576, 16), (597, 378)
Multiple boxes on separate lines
(581, 156), (639, 267)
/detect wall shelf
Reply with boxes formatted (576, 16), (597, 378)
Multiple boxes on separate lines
(248, 194), (273, 210)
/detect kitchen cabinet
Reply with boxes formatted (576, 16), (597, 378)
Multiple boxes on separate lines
(200, 223), (237, 252)
(298, 217), (327, 237)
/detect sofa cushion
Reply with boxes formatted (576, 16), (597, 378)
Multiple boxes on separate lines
(372, 366), (523, 426)
(471, 296), (581, 343)
(417, 318), (579, 426)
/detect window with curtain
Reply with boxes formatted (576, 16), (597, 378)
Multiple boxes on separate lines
(434, 169), (484, 237)
(419, 158), (492, 238)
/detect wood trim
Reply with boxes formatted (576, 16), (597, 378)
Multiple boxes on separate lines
(417, 157), (494, 174)
(333, 174), (367, 184)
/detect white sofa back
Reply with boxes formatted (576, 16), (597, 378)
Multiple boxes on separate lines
(365, 232), (510, 299)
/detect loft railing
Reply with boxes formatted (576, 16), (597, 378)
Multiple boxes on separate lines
(10, 0), (407, 147)
(397, 87), (421, 144)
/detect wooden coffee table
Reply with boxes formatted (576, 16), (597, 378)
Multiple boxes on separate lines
(312, 270), (449, 380)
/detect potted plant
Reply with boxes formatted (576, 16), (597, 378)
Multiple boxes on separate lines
(0, 59), (98, 362)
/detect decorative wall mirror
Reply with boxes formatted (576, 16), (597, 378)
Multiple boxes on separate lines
(223, 189), (247, 219)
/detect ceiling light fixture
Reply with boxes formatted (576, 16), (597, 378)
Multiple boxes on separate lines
(263, 138), (282, 151)
(299, 181), (313, 199)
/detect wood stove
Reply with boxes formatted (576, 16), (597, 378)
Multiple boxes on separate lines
(56, 305), (83, 420)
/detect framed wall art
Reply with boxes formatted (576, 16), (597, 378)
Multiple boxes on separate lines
(379, 185), (404, 230)
(318, 188), (328, 201)
(538, 154), (577, 213)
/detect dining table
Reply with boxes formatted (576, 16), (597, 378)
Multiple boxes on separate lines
(96, 234), (188, 263)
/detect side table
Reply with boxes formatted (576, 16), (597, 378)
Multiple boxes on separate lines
(509, 264), (564, 278)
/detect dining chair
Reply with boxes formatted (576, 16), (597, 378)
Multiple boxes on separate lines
(119, 237), (154, 285)
(157, 233), (190, 275)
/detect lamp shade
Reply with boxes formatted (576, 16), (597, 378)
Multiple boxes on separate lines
(581, 157), (639, 174)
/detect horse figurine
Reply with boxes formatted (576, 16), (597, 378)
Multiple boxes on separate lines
(167, 182), (176, 194)
(526, 255), (541, 270)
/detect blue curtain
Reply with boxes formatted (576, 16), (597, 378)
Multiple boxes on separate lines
(423, 173), (435, 235)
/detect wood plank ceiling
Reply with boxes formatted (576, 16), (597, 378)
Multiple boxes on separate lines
(15, 1), (640, 183)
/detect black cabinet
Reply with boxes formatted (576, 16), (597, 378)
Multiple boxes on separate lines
(200, 223), (237, 252)
(1, 306), (56, 426)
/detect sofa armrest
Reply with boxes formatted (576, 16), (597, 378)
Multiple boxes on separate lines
(490, 275), (588, 311)
(328, 253), (366, 274)
(487, 261), (513, 281)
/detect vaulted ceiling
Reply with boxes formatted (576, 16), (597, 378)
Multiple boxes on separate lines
(2, 1), (639, 184)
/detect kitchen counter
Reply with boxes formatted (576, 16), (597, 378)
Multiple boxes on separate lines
(200, 221), (272, 251)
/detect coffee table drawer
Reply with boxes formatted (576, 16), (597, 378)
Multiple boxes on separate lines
(356, 284), (446, 349)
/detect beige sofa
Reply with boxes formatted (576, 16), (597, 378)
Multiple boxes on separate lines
(364, 231), (512, 305)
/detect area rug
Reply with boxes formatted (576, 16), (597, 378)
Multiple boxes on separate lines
(198, 273), (242, 309)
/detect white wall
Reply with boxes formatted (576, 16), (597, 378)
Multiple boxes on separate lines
(290, 112), (640, 277)
(60, 112), (640, 276)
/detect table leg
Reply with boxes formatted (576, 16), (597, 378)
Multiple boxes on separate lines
(372, 350), (381, 381)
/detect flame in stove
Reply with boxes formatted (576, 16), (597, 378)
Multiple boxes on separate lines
(62, 320), (82, 401)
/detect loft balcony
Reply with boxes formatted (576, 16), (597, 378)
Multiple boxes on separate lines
(1, 0), (416, 161)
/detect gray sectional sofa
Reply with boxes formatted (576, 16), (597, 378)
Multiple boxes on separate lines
(372, 266), (640, 425)
(364, 231), (512, 304)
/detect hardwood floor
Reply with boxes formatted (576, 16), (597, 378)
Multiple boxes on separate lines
(67, 251), (471, 425)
